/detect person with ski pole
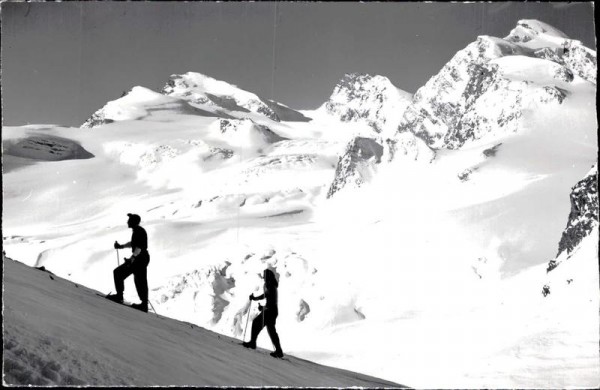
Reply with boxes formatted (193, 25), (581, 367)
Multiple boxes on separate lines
(106, 213), (150, 312)
(243, 268), (284, 358)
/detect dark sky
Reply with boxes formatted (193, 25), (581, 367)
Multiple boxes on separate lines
(1, 2), (595, 127)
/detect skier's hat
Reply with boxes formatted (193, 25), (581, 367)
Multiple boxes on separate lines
(127, 213), (141, 225)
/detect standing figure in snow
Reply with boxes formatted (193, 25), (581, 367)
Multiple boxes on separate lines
(243, 269), (284, 358)
(106, 213), (150, 312)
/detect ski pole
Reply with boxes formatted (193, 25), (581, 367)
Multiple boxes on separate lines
(243, 300), (252, 342)
(115, 248), (120, 266)
(148, 289), (158, 315)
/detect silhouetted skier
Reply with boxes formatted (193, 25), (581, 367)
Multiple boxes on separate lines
(106, 213), (150, 312)
(243, 269), (284, 358)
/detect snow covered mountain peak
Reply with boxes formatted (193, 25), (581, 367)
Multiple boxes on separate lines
(164, 72), (247, 97)
(320, 72), (412, 136)
(81, 85), (216, 128)
(162, 72), (279, 121)
(506, 19), (569, 43)
(162, 72), (311, 123)
(82, 71), (311, 129)
(397, 19), (596, 149)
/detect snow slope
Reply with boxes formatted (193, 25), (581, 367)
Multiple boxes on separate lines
(2, 255), (401, 387)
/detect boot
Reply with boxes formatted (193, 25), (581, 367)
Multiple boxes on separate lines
(270, 350), (284, 358)
(106, 293), (123, 303)
(131, 302), (148, 313)
(242, 341), (256, 349)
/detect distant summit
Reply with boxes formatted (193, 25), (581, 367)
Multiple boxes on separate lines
(162, 72), (311, 123)
(397, 18), (597, 149)
(81, 73), (311, 129)
(81, 86), (217, 128)
(319, 73), (412, 136)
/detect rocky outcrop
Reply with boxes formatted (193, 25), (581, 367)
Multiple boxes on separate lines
(556, 165), (599, 259)
(384, 131), (435, 164)
(327, 137), (384, 198)
(81, 112), (115, 129)
(263, 99), (311, 122)
(3, 135), (94, 161)
(213, 118), (287, 146)
(543, 166), (598, 298)
(546, 165), (598, 274)
(562, 40), (597, 84)
(322, 73), (412, 135)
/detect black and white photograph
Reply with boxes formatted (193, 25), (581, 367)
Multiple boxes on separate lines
(1, 2), (598, 387)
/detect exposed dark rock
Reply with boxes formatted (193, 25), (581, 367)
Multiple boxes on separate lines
(81, 114), (115, 128)
(538, 86), (568, 104)
(458, 168), (476, 182)
(542, 285), (550, 297)
(534, 47), (563, 63)
(262, 99), (311, 122)
(4, 135), (94, 161)
(204, 147), (234, 161)
(555, 166), (598, 258)
(297, 299), (310, 321)
(216, 119), (286, 144)
(483, 143), (502, 158)
(545, 166), (598, 282)
(327, 137), (383, 198)
(462, 63), (500, 107)
(562, 41), (597, 84)
(206, 93), (250, 113)
(553, 67), (574, 83)
(324, 73), (410, 133)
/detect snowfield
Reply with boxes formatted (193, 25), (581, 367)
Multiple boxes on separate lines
(2, 19), (598, 388)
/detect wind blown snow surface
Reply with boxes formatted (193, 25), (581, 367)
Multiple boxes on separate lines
(2, 20), (598, 388)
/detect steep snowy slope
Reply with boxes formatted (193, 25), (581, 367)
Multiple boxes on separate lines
(2, 256), (402, 387)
